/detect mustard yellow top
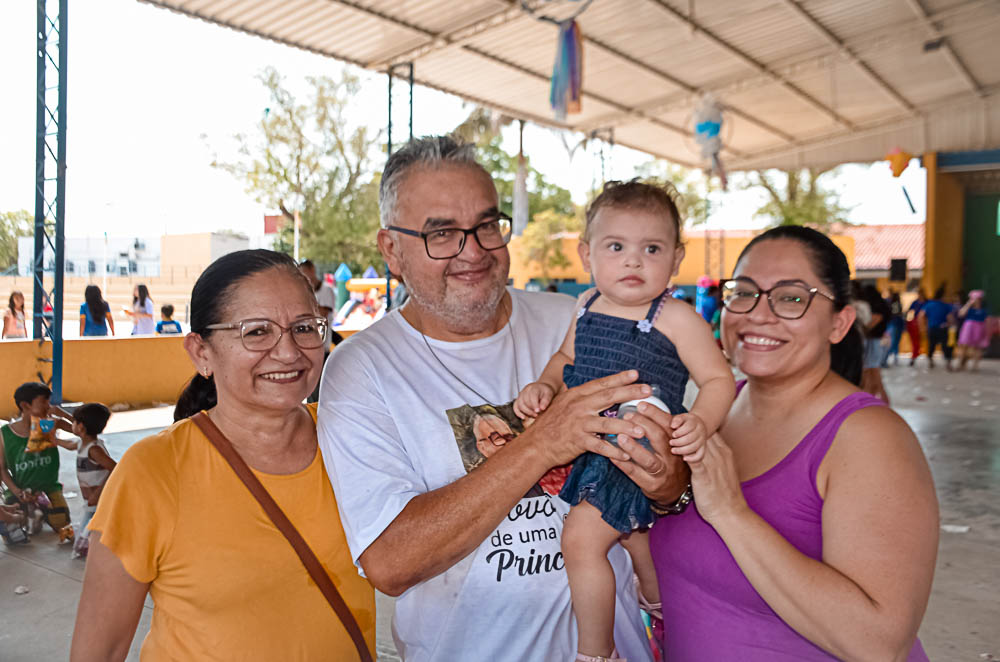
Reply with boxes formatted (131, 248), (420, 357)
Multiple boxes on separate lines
(89, 404), (375, 661)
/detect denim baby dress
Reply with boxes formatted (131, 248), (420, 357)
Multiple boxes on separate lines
(559, 289), (689, 532)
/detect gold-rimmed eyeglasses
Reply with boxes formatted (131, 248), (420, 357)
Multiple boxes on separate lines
(203, 316), (328, 351)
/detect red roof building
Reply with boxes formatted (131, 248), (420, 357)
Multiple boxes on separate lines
(839, 223), (925, 274)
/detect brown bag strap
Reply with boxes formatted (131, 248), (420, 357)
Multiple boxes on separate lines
(192, 412), (373, 662)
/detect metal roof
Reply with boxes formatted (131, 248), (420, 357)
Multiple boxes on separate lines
(139, 0), (1000, 171)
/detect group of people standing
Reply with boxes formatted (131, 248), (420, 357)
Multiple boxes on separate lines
(64, 136), (940, 661)
(2, 284), (184, 339)
(900, 287), (992, 371)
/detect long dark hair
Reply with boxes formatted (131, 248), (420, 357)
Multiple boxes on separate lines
(735, 226), (863, 385)
(173, 250), (311, 421)
(8, 291), (24, 314)
(84, 285), (108, 324)
(134, 284), (150, 308)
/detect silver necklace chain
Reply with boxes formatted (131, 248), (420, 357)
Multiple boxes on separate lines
(417, 298), (520, 406)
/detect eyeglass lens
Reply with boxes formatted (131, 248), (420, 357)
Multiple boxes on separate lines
(240, 318), (327, 350)
(426, 218), (512, 259)
(724, 283), (814, 319)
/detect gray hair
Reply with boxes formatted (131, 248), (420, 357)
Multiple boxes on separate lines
(379, 135), (486, 228)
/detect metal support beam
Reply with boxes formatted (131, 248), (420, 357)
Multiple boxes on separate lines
(778, 0), (918, 116)
(33, 0), (67, 403)
(902, 0), (984, 98)
(385, 62), (414, 311)
(644, 0), (856, 131)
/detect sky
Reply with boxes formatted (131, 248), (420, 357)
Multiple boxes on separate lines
(0, 0), (927, 242)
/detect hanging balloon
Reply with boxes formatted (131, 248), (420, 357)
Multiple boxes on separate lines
(693, 94), (728, 191)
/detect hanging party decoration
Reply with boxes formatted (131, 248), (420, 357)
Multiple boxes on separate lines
(513, 121), (529, 236)
(886, 147), (913, 177)
(693, 94), (728, 191)
(522, 0), (593, 120)
(550, 19), (583, 120)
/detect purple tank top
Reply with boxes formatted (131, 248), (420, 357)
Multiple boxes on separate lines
(650, 388), (929, 661)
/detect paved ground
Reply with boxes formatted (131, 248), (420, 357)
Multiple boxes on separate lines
(1, 360), (998, 660)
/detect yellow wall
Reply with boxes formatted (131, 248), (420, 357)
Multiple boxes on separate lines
(923, 152), (965, 296)
(0, 336), (193, 419)
(510, 232), (856, 288)
(0, 330), (360, 419)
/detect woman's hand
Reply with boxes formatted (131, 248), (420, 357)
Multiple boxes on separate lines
(687, 432), (750, 525)
(609, 402), (690, 506)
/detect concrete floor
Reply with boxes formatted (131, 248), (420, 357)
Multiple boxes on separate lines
(1, 361), (998, 661)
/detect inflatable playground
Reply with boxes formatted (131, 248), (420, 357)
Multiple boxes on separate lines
(328, 264), (398, 331)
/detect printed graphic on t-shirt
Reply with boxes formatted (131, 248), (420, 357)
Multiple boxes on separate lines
(446, 401), (572, 499)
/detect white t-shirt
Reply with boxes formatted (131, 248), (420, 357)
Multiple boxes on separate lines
(132, 298), (155, 335)
(318, 288), (652, 662)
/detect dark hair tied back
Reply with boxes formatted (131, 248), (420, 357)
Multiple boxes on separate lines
(174, 373), (218, 422)
(173, 249), (310, 421)
(736, 225), (863, 386)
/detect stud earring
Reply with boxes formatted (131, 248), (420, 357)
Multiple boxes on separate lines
(202, 367), (211, 378)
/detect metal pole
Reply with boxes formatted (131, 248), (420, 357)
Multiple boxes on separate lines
(387, 67), (393, 156)
(408, 62), (414, 141)
(51, 0), (67, 402)
(33, 0), (47, 341)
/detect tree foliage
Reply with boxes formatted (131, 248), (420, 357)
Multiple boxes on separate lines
(632, 161), (715, 229)
(212, 67), (384, 274)
(519, 209), (583, 281)
(452, 108), (575, 219)
(749, 168), (850, 230)
(452, 107), (578, 278)
(0, 210), (33, 271)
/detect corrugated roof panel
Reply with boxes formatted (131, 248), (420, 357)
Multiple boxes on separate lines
(696, 2), (832, 67)
(360, 0), (510, 35)
(578, 0), (759, 86)
(139, 0), (1000, 170)
(787, 62), (901, 124)
(802, 0), (916, 41)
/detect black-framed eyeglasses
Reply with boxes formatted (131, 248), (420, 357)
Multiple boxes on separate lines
(387, 213), (513, 260)
(203, 316), (329, 351)
(722, 278), (835, 320)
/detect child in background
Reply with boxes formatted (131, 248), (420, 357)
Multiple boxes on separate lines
(156, 304), (183, 335)
(514, 180), (736, 662)
(71, 403), (115, 558)
(1, 382), (77, 538)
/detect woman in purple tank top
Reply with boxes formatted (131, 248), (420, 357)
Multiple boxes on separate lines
(644, 226), (938, 661)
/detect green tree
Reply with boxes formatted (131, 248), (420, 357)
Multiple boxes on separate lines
(0, 210), (33, 271)
(452, 108), (575, 218)
(632, 161), (715, 228)
(212, 67), (384, 274)
(749, 168), (850, 230)
(519, 209), (583, 280)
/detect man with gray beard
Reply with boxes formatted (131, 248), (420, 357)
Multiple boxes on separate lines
(317, 136), (686, 662)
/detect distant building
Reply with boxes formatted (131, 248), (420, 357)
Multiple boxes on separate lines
(17, 232), (254, 279)
(18, 235), (160, 277)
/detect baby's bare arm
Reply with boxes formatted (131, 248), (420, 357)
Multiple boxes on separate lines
(658, 301), (736, 434)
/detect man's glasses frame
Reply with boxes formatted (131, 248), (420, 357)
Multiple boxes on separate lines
(387, 213), (513, 260)
(721, 278), (835, 320)
(203, 316), (329, 351)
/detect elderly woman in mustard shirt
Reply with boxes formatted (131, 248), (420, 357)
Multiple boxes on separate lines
(71, 250), (374, 661)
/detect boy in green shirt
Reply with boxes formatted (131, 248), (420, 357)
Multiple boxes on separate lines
(1, 382), (78, 536)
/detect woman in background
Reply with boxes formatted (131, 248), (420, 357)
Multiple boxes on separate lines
(3, 291), (28, 339)
(125, 284), (155, 335)
(80, 285), (114, 337)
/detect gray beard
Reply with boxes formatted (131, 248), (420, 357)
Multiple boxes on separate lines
(403, 266), (507, 335)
